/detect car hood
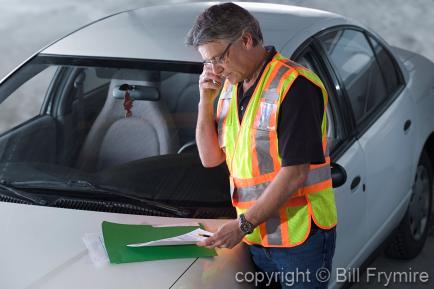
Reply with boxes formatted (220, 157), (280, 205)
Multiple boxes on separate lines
(0, 201), (253, 289)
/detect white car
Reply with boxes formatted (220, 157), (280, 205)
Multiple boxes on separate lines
(0, 2), (433, 289)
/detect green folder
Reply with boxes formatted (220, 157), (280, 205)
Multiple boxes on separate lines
(102, 221), (217, 264)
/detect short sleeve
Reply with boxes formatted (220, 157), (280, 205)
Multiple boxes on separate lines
(277, 75), (325, 166)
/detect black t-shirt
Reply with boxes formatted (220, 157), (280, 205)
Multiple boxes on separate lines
(237, 47), (325, 166)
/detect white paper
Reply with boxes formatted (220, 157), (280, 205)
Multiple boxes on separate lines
(152, 222), (200, 227)
(82, 232), (110, 267)
(126, 228), (214, 247)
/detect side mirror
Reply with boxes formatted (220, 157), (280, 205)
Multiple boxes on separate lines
(331, 162), (347, 188)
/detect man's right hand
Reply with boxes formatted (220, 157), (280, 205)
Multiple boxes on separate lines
(196, 65), (226, 167)
(199, 65), (224, 102)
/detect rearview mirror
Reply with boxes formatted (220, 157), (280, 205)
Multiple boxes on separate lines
(113, 84), (160, 101)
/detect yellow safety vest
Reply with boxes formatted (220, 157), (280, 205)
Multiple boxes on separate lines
(216, 52), (338, 247)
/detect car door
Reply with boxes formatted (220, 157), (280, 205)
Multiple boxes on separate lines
(317, 28), (414, 244)
(289, 46), (369, 271)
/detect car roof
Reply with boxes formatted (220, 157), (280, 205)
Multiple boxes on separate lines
(40, 2), (350, 63)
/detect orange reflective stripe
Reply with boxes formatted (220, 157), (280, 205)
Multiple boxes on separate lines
(289, 188), (305, 198)
(303, 179), (333, 194)
(322, 136), (328, 154)
(310, 157), (331, 169)
(277, 68), (298, 102)
(259, 223), (268, 246)
(233, 172), (277, 187)
(232, 199), (256, 208)
(269, 129), (280, 172)
(285, 195), (308, 207)
(263, 62), (284, 91)
(279, 208), (290, 246)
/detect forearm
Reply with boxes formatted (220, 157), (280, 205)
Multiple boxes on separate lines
(244, 164), (309, 227)
(196, 99), (225, 167)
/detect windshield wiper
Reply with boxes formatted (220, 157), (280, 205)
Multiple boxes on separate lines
(9, 180), (191, 217)
(0, 180), (49, 205)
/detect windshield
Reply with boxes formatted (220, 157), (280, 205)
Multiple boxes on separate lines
(0, 55), (233, 218)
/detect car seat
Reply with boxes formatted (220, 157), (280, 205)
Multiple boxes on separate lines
(76, 70), (179, 172)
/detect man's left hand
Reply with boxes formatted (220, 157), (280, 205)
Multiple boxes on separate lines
(197, 219), (245, 249)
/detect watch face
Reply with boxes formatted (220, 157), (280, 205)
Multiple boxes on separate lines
(239, 214), (254, 234)
(240, 219), (253, 234)
(241, 223), (248, 233)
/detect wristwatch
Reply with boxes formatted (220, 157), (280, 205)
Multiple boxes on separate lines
(239, 213), (255, 234)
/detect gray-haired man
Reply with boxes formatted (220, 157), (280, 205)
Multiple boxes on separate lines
(186, 3), (337, 289)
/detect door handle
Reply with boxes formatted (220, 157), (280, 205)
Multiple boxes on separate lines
(350, 176), (361, 191)
(403, 119), (412, 133)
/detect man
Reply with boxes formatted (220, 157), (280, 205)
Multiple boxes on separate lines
(186, 3), (337, 288)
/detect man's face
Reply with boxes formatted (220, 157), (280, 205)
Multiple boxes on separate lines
(198, 38), (251, 85)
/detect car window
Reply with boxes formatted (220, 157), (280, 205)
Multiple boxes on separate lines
(0, 57), (232, 219)
(0, 66), (57, 134)
(368, 36), (402, 96)
(318, 29), (388, 125)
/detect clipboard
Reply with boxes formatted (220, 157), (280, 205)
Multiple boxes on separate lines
(102, 221), (217, 264)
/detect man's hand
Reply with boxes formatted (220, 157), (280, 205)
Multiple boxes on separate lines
(196, 65), (226, 167)
(199, 65), (224, 102)
(197, 219), (244, 249)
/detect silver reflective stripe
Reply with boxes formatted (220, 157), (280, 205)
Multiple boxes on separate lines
(305, 165), (331, 187)
(265, 215), (283, 245)
(221, 85), (232, 99)
(255, 91), (281, 175)
(256, 98), (275, 131)
(263, 90), (279, 103)
(217, 98), (231, 130)
(217, 87), (232, 147)
(253, 65), (291, 175)
(235, 182), (270, 202)
(268, 65), (289, 91)
(256, 129), (274, 175)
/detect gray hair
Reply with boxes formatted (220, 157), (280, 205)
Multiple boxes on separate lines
(185, 2), (263, 48)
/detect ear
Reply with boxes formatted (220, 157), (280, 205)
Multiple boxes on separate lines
(241, 32), (254, 50)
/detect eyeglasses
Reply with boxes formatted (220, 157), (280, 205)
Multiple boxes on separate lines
(202, 41), (233, 66)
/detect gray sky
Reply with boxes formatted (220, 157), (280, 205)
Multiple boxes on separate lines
(0, 0), (432, 80)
